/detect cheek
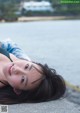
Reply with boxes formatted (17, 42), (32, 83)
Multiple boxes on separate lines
(7, 76), (20, 87)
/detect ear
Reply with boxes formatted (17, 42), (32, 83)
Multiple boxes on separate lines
(13, 88), (22, 95)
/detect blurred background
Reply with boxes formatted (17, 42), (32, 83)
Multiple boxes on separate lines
(0, 0), (80, 21)
(0, 0), (80, 85)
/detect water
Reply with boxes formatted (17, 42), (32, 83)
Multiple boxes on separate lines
(0, 20), (80, 85)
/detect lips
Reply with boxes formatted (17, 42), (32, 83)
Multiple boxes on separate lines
(8, 63), (14, 75)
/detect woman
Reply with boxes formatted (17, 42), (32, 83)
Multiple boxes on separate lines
(0, 40), (66, 104)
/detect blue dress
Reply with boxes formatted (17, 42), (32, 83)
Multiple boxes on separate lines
(1, 40), (31, 61)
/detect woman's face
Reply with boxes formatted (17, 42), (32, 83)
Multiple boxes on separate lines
(3, 60), (43, 91)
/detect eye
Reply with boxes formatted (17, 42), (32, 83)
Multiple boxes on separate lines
(25, 64), (29, 69)
(21, 76), (25, 83)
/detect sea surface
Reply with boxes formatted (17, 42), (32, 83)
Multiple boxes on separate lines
(0, 20), (80, 85)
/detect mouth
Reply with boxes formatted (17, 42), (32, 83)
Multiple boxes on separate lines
(8, 63), (14, 75)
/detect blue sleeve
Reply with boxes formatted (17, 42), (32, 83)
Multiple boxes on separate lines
(1, 40), (31, 61)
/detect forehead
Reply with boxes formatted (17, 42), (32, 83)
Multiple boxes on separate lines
(29, 63), (43, 77)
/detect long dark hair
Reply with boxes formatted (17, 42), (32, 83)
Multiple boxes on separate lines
(0, 63), (66, 105)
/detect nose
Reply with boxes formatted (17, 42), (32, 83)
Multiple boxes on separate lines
(11, 64), (24, 75)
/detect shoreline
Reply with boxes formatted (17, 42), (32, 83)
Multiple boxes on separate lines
(0, 16), (80, 22)
(18, 16), (67, 22)
(18, 16), (80, 22)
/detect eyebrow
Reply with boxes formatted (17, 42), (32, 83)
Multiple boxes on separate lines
(31, 77), (45, 84)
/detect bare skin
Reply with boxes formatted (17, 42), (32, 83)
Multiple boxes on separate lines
(0, 53), (43, 94)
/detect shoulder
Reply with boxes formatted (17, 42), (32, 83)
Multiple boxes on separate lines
(10, 53), (19, 61)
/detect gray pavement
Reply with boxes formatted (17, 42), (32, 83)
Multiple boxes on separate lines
(0, 20), (80, 113)
(8, 99), (80, 113)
